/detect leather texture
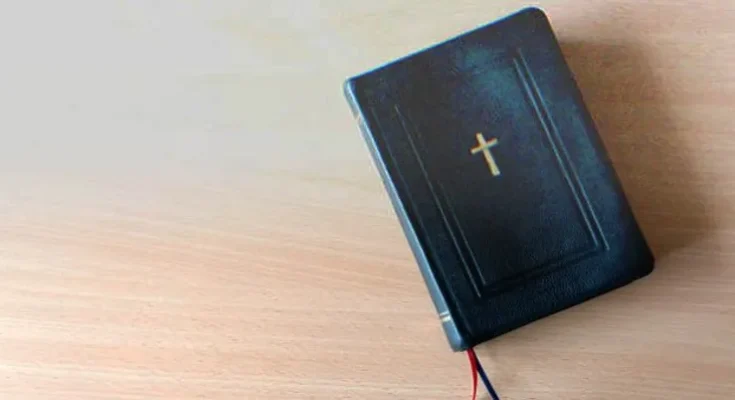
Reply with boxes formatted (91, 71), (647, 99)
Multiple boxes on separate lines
(344, 7), (654, 351)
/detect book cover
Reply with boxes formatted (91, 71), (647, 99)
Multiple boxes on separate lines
(343, 7), (654, 351)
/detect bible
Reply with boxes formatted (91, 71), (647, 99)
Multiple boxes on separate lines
(343, 7), (654, 351)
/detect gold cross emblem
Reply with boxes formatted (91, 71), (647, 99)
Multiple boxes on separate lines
(470, 133), (501, 176)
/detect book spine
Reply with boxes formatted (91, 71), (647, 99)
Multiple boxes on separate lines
(343, 81), (468, 351)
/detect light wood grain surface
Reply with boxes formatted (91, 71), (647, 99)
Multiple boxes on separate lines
(0, 1), (733, 399)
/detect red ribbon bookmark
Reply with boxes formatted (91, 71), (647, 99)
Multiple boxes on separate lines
(467, 349), (479, 400)
(468, 348), (501, 400)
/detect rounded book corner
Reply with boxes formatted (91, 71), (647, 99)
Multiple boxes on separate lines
(448, 332), (471, 352)
(342, 77), (357, 97)
(520, 6), (552, 27)
(522, 6), (548, 18)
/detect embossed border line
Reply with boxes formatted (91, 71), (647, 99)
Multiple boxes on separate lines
(511, 48), (609, 260)
(393, 104), (485, 297)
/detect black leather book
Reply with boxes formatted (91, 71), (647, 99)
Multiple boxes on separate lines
(343, 7), (654, 351)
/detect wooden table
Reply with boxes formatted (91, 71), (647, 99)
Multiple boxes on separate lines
(1, 1), (733, 399)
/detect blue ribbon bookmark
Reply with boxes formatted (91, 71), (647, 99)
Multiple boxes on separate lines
(468, 348), (501, 400)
